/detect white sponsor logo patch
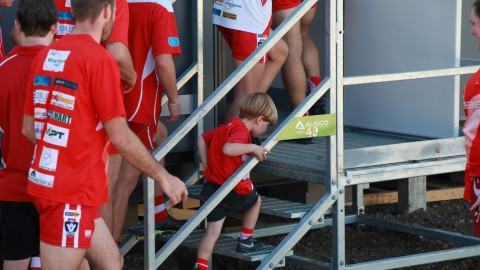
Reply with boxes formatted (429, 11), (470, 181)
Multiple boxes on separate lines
(56, 24), (74, 36)
(33, 90), (49, 105)
(43, 123), (69, 147)
(66, 0), (71, 7)
(28, 168), (54, 187)
(39, 146), (59, 172)
(34, 108), (47, 120)
(51, 91), (75, 110)
(43, 50), (70, 72)
(34, 121), (45, 140)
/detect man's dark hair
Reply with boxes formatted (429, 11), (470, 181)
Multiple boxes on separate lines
(17, 0), (57, 37)
(475, 0), (480, 19)
(71, 0), (115, 23)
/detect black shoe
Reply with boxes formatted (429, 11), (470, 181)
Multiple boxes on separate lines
(307, 80), (327, 115)
(309, 95), (327, 115)
(236, 237), (265, 253)
(155, 215), (186, 231)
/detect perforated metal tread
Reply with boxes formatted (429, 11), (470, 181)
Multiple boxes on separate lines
(255, 130), (424, 183)
(187, 185), (312, 219)
(160, 229), (293, 262)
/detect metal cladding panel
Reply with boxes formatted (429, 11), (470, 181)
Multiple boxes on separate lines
(344, 0), (460, 138)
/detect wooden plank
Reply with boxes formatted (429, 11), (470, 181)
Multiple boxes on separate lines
(363, 187), (464, 206)
(180, 198), (200, 209)
(137, 204), (196, 220)
(364, 191), (398, 206)
(426, 187), (464, 202)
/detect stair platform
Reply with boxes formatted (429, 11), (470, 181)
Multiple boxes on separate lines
(187, 185), (313, 219)
(160, 229), (293, 262)
(255, 129), (465, 185)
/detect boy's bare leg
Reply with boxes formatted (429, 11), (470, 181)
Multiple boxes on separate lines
(85, 217), (123, 270)
(100, 153), (123, 234)
(241, 196), (262, 230)
(273, 8), (306, 109)
(197, 218), (226, 260)
(256, 37), (288, 92)
(226, 61), (266, 121)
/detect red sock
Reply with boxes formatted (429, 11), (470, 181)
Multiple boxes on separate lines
(195, 258), (209, 270)
(155, 195), (168, 222)
(309, 76), (321, 86)
(239, 227), (254, 240)
(30, 255), (41, 270)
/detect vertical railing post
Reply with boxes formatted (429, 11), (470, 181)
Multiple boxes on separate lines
(330, 0), (345, 268)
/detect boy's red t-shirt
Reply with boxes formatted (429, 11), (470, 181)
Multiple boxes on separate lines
(202, 118), (254, 195)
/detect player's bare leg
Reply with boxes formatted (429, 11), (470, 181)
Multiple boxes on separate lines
(226, 61), (266, 121)
(256, 35), (288, 92)
(273, 8), (306, 109)
(99, 153), (122, 234)
(85, 217), (123, 270)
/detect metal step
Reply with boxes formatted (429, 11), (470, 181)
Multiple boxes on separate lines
(160, 229), (293, 262)
(188, 185), (313, 219)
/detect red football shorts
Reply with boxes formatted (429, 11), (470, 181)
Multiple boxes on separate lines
(129, 122), (157, 150)
(32, 197), (101, 249)
(272, 0), (317, 12)
(217, 24), (271, 63)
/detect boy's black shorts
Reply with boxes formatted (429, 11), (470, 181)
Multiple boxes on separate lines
(201, 181), (259, 222)
(0, 201), (40, 260)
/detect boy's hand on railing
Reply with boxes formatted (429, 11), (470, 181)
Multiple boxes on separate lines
(252, 145), (270, 161)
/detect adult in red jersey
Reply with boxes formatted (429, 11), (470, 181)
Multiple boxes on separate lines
(0, 2), (56, 270)
(54, 0), (136, 91)
(112, 0), (184, 242)
(465, 0), (480, 238)
(0, 0), (15, 59)
(272, 0), (325, 126)
(22, 0), (187, 268)
(213, 0), (288, 121)
(53, 0), (137, 234)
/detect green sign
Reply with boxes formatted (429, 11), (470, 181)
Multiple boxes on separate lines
(276, 114), (336, 141)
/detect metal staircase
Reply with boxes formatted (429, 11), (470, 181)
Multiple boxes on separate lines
(119, 0), (480, 269)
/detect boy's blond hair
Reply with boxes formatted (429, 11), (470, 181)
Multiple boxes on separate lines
(239, 93), (278, 125)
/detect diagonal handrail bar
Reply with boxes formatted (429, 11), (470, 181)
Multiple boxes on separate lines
(155, 78), (331, 267)
(257, 192), (336, 270)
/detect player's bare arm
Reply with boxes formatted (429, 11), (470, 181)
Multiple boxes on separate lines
(106, 42), (137, 93)
(155, 54), (180, 122)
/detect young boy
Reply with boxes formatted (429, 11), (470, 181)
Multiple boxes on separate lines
(194, 93), (278, 270)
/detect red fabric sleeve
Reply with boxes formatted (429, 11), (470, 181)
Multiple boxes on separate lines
(151, 6), (181, 57)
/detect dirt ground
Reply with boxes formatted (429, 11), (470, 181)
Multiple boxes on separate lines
(123, 199), (480, 270)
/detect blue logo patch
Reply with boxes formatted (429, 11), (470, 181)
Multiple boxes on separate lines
(168, 37), (180, 47)
(34, 76), (51, 86)
(213, 8), (221, 16)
